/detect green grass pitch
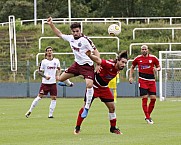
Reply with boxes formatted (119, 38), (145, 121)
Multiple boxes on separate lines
(0, 98), (180, 145)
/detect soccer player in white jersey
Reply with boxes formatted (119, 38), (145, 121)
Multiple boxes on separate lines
(47, 17), (100, 118)
(25, 46), (61, 118)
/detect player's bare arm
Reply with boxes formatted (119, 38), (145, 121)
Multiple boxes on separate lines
(92, 49), (100, 58)
(86, 50), (102, 65)
(56, 67), (61, 80)
(38, 70), (50, 80)
(129, 65), (135, 84)
(47, 17), (62, 37)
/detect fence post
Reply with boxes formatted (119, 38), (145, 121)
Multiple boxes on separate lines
(26, 60), (30, 97)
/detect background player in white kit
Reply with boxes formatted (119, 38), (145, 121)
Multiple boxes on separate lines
(47, 17), (100, 118)
(25, 46), (61, 118)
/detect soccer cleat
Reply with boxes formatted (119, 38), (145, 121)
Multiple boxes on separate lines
(81, 108), (89, 118)
(48, 116), (54, 118)
(145, 118), (154, 124)
(58, 82), (74, 87)
(110, 127), (123, 134)
(25, 111), (31, 118)
(74, 126), (80, 135)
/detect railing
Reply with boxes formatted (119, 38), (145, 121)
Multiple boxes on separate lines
(42, 20), (121, 34)
(1, 17), (181, 26)
(38, 36), (120, 52)
(129, 42), (181, 55)
(133, 27), (181, 40)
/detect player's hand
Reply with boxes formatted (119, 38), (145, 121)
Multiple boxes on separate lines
(56, 76), (60, 80)
(46, 76), (51, 80)
(129, 77), (133, 84)
(85, 50), (91, 56)
(47, 17), (53, 25)
(95, 65), (102, 73)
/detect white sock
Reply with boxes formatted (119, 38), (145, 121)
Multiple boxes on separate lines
(49, 100), (56, 117)
(84, 87), (94, 109)
(108, 112), (116, 120)
(29, 96), (41, 112)
(64, 79), (72, 86)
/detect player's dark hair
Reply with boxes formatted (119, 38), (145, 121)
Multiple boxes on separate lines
(45, 46), (53, 58)
(45, 46), (53, 52)
(117, 50), (128, 60)
(70, 22), (81, 29)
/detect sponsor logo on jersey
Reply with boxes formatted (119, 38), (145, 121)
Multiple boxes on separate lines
(140, 65), (150, 69)
(78, 42), (82, 47)
(47, 66), (56, 69)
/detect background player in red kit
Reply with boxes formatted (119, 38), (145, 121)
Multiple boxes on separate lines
(74, 50), (128, 135)
(129, 45), (161, 124)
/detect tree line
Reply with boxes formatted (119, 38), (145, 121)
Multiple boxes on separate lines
(0, 0), (180, 22)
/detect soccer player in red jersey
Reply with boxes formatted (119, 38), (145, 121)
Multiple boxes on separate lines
(74, 50), (128, 135)
(129, 45), (161, 124)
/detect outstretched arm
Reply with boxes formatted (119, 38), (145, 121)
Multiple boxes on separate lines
(129, 65), (135, 84)
(86, 50), (102, 65)
(47, 17), (62, 37)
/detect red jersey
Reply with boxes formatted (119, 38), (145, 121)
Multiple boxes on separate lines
(95, 59), (119, 86)
(132, 54), (159, 81)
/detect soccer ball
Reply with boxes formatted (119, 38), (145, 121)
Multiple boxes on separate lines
(108, 24), (121, 36)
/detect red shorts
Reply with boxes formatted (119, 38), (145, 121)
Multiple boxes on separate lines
(139, 78), (156, 95)
(65, 62), (94, 80)
(39, 83), (57, 96)
(93, 81), (114, 102)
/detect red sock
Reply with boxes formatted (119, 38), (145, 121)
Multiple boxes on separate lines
(76, 108), (84, 126)
(110, 118), (116, 128)
(148, 99), (156, 116)
(142, 98), (150, 119)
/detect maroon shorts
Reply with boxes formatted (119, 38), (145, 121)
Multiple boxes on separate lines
(139, 78), (156, 95)
(39, 83), (57, 96)
(65, 62), (94, 80)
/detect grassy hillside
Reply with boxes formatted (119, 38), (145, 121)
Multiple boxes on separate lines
(0, 21), (180, 82)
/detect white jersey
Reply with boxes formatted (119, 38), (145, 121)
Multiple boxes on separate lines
(39, 58), (60, 84)
(61, 34), (96, 66)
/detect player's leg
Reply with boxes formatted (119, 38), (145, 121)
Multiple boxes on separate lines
(74, 97), (94, 134)
(104, 101), (122, 134)
(25, 94), (43, 118)
(49, 96), (56, 118)
(58, 72), (74, 86)
(148, 82), (157, 117)
(48, 84), (58, 118)
(81, 78), (94, 118)
(25, 83), (47, 118)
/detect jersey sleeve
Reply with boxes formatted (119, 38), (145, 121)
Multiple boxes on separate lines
(57, 59), (60, 68)
(154, 56), (160, 66)
(132, 58), (138, 67)
(100, 59), (107, 67)
(61, 34), (72, 42)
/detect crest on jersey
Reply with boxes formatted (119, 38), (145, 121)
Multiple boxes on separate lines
(78, 42), (82, 47)
(54, 62), (56, 66)
(149, 60), (152, 63)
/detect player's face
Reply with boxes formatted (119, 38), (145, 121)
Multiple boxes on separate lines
(46, 48), (53, 57)
(117, 58), (127, 70)
(141, 47), (148, 56)
(71, 28), (81, 39)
